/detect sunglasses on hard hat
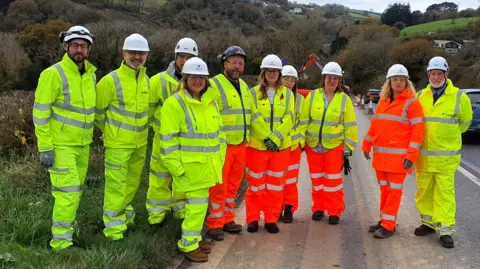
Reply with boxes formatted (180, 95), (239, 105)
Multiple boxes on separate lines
(60, 30), (96, 42)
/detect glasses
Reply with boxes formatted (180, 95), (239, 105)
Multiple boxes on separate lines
(266, 69), (279, 73)
(391, 77), (407, 83)
(226, 60), (245, 66)
(70, 43), (89, 50)
(126, 51), (148, 56)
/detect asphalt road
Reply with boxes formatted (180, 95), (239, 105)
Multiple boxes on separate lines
(172, 105), (480, 269)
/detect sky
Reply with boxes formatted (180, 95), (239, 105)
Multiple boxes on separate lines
(295, 0), (480, 13)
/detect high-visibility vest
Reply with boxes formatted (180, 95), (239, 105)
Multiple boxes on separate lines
(416, 79), (473, 172)
(303, 88), (357, 151)
(159, 86), (226, 193)
(248, 85), (295, 150)
(362, 89), (425, 173)
(210, 74), (252, 145)
(149, 63), (180, 159)
(95, 62), (150, 149)
(33, 54), (97, 152)
(290, 92), (308, 151)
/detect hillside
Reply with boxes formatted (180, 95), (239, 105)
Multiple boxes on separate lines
(401, 17), (480, 36)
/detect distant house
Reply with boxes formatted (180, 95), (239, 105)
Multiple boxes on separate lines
(289, 8), (303, 14)
(433, 40), (462, 54)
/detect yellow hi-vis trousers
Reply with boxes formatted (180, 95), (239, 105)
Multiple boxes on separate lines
(178, 188), (209, 253)
(103, 146), (147, 240)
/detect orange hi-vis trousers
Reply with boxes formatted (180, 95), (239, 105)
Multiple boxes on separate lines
(245, 147), (290, 224)
(206, 143), (246, 229)
(375, 171), (406, 232)
(305, 145), (345, 216)
(283, 147), (302, 212)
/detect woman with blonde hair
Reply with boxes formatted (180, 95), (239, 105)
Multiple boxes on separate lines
(245, 54), (295, 233)
(362, 64), (425, 239)
(160, 57), (226, 262)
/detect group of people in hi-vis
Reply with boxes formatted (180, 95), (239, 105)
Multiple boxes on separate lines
(33, 25), (472, 262)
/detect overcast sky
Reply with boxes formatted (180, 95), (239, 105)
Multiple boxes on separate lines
(296, 0), (479, 13)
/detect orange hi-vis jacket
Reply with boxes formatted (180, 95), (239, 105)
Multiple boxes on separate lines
(362, 90), (425, 174)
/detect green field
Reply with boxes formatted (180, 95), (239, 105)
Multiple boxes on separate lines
(348, 12), (369, 18)
(401, 17), (480, 36)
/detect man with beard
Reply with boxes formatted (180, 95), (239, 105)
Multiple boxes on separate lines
(414, 56), (472, 248)
(146, 37), (199, 225)
(33, 26), (97, 251)
(206, 46), (270, 240)
(95, 34), (150, 240)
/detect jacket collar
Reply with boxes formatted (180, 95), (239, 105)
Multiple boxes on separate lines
(118, 61), (146, 79)
(60, 53), (97, 74)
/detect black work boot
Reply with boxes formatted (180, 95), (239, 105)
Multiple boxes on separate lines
(373, 226), (394, 239)
(328, 216), (340, 225)
(206, 228), (224, 241)
(264, 222), (280, 233)
(223, 221), (242, 234)
(247, 221), (259, 233)
(312, 210), (325, 221)
(281, 205), (293, 223)
(368, 221), (381, 233)
(414, 224), (436, 236)
(440, 235), (454, 248)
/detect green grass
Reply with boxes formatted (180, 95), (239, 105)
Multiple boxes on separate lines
(0, 142), (180, 269)
(348, 12), (368, 18)
(401, 17), (480, 36)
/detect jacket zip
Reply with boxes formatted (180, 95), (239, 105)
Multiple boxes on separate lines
(270, 94), (275, 131)
(188, 106), (198, 131)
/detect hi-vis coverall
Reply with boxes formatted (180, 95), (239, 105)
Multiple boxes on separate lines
(246, 85), (295, 224)
(33, 54), (96, 251)
(284, 93), (308, 213)
(160, 86), (226, 252)
(146, 61), (186, 225)
(362, 89), (425, 231)
(303, 88), (357, 217)
(206, 74), (267, 229)
(95, 62), (150, 240)
(415, 79), (472, 235)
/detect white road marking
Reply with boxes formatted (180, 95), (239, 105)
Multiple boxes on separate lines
(457, 165), (480, 187)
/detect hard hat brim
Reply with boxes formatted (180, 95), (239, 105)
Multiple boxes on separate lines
(64, 34), (93, 44)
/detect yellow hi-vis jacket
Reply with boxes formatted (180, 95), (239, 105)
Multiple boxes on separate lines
(33, 54), (97, 152)
(303, 88), (358, 151)
(248, 85), (295, 150)
(290, 92), (308, 151)
(416, 79), (472, 172)
(159, 86), (227, 193)
(95, 62), (150, 149)
(149, 62), (181, 159)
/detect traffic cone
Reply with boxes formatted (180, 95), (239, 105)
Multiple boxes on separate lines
(367, 101), (374, 115)
(359, 98), (365, 109)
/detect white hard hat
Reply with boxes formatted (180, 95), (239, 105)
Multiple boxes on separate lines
(123, 33), (149, 52)
(322, 62), (343, 77)
(61, 26), (95, 44)
(182, 57), (209, 76)
(386, 64), (409, 79)
(427, 56), (448, 72)
(175, 37), (198, 56)
(282, 65), (298, 79)
(260, 54), (283, 70)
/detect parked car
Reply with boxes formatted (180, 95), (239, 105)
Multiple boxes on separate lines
(461, 89), (480, 133)
(366, 89), (380, 103)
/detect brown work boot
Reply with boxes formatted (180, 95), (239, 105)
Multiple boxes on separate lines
(199, 239), (214, 254)
(223, 221), (243, 233)
(368, 221), (381, 233)
(414, 224), (436, 236)
(207, 228), (224, 241)
(373, 227), (394, 239)
(182, 248), (208, 263)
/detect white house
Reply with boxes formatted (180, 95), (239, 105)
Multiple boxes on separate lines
(433, 40), (462, 54)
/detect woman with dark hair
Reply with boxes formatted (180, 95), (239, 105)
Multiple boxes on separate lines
(302, 62), (358, 225)
(279, 65), (307, 223)
(160, 57), (226, 262)
(245, 54), (295, 234)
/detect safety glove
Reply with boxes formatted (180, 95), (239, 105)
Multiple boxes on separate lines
(264, 138), (279, 152)
(343, 155), (352, 175)
(344, 147), (352, 157)
(40, 151), (54, 168)
(403, 158), (413, 170)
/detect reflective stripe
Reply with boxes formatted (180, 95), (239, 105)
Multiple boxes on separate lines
(105, 161), (121, 169)
(286, 177), (297, 184)
(409, 117), (423, 124)
(34, 102), (51, 111)
(160, 145), (180, 155)
(292, 133), (305, 141)
(52, 185), (82, 192)
(306, 131), (343, 139)
(454, 90), (462, 116)
(179, 145), (220, 153)
(295, 93), (302, 124)
(344, 122), (357, 127)
(378, 180), (388, 186)
(49, 167), (69, 173)
(265, 116), (282, 123)
(424, 117), (459, 124)
(150, 169), (171, 178)
(52, 113), (94, 129)
(225, 207), (234, 212)
(420, 150), (460, 156)
(460, 120), (472, 125)
(325, 173), (342, 180)
(52, 232), (73, 241)
(267, 170), (285, 178)
(187, 197), (209, 204)
(401, 97), (416, 118)
(181, 238), (199, 247)
(311, 172), (324, 179)
(148, 208), (166, 213)
(105, 219), (126, 228)
(183, 229), (202, 237)
(161, 131), (219, 140)
(160, 73), (168, 101)
(173, 203), (186, 212)
(126, 210), (135, 220)
(313, 184), (323, 191)
(173, 93), (195, 133)
(109, 105), (148, 119)
(106, 117), (148, 132)
(53, 102), (95, 115)
(273, 130), (284, 142)
(381, 212), (396, 221)
(104, 210), (124, 217)
(373, 146), (407, 154)
(409, 141), (421, 149)
(209, 212), (224, 218)
(33, 116), (49, 125)
(213, 77), (229, 109)
(226, 198), (235, 204)
(421, 214), (432, 221)
(161, 133), (177, 141)
(111, 72), (125, 110)
(364, 134), (372, 142)
(153, 117), (161, 127)
(52, 221), (72, 228)
(251, 112), (261, 121)
(388, 182), (403, 189)
(54, 64), (70, 105)
(288, 164), (300, 171)
(345, 138), (357, 148)
(146, 198), (171, 205)
(220, 137), (227, 143)
(374, 114), (407, 122)
(222, 125), (250, 131)
(210, 202), (222, 210)
(266, 184), (284, 191)
(250, 87), (257, 106)
(249, 184), (266, 192)
(220, 109), (250, 115)
(246, 168), (264, 179)
(439, 225), (455, 235)
(324, 184), (343, 192)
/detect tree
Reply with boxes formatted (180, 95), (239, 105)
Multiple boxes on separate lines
(426, 2), (458, 13)
(411, 10), (423, 25)
(393, 21), (406, 30)
(388, 39), (436, 83)
(381, 3), (413, 26)
(459, 8), (476, 18)
(0, 32), (31, 91)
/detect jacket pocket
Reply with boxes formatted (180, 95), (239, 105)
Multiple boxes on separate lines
(180, 154), (211, 186)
